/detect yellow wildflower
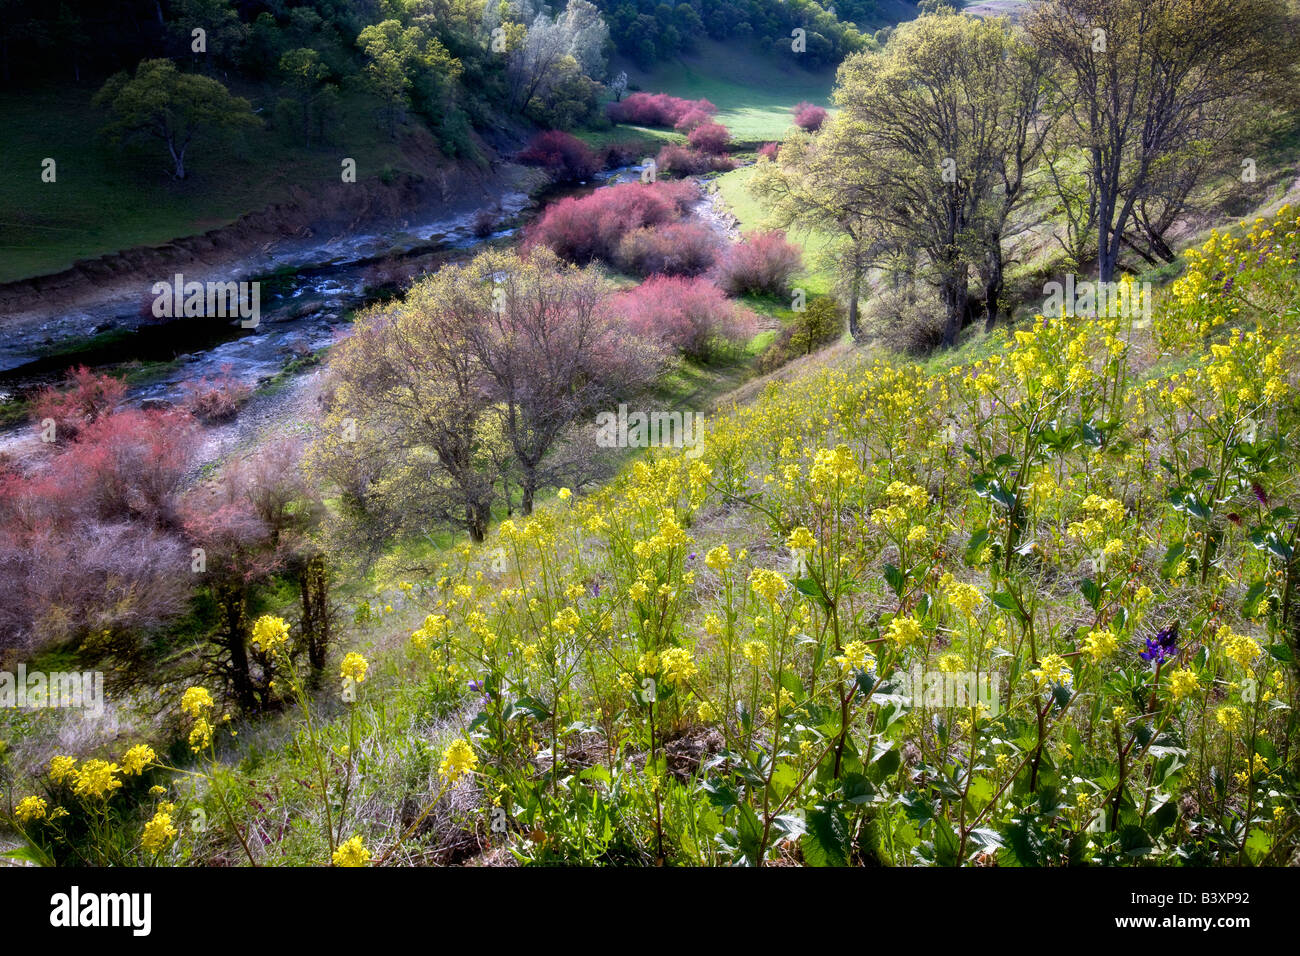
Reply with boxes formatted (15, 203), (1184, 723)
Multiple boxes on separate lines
(332, 835), (370, 867)
(439, 738), (478, 782)
(340, 653), (369, 684)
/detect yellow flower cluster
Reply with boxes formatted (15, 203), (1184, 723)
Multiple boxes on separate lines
(659, 647), (697, 686)
(181, 686), (216, 752)
(142, 807), (179, 854)
(1030, 654), (1072, 689)
(340, 653), (370, 684)
(439, 738), (478, 782)
(251, 615), (291, 654)
(1080, 629), (1118, 663)
(833, 640), (875, 675)
(15, 795), (47, 824)
(748, 568), (788, 604)
(883, 615), (924, 649)
(332, 835), (370, 867)
(71, 760), (123, 801)
(1218, 627), (1261, 671)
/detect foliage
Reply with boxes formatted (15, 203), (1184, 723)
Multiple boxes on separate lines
(616, 221), (721, 277)
(687, 121), (731, 154)
(518, 129), (601, 182)
(792, 100), (826, 131)
(756, 294), (844, 371)
(615, 275), (758, 361)
(718, 229), (804, 296)
(9, 206), (1300, 869)
(655, 144), (735, 176)
(92, 58), (261, 179)
(607, 92), (718, 128)
(311, 247), (666, 546)
(524, 179), (698, 264)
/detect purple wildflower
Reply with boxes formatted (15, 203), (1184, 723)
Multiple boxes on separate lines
(1253, 483), (1269, 507)
(1140, 622), (1179, 665)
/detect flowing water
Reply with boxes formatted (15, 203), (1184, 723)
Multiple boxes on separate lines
(0, 164), (651, 417)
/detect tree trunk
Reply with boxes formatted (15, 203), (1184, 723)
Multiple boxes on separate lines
(983, 248), (1003, 333)
(300, 554), (330, 682)
(168, 139), (187, 180)
(520, 466), (538, 516)
(1097, 186), (1118, 283)
(940, 270), (968, 348)
(220, 585), (255, 711)
(847, 269), (861, 339)
(468, 501), (491, 543)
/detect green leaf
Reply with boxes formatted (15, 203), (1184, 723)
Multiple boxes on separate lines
(931, 816), (960, 866)
(964, 529), (990, 565)
(1244, 827), (1271, 864)
(967, 827), (1003, 850)
(883, 563), (905, 597)
(802, 805), (851, 867)
(1242, 580), (1267, 618)
(990, 591), (1026, 623)
(841, 772), (876, 805)
(1160, 541), (1186, 579)
(793, 577), (831, 609)
(0, 845), (48, 866)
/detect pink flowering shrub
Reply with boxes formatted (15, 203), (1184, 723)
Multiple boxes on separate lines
(793, 101), (827, 132)
(518, 130), (600, 182)
(615, 221), (720, 277)
(717, 230), (804, 296)
(525, 180), (697, 263)
(607, 92), (717, 128)
(615, 276), (757, 361)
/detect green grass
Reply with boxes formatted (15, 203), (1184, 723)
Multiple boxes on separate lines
(617, 41), (838, 144)
(574, 124), (684, 154)
(0, 86), (427, 284)
(713, 165), (767, 229)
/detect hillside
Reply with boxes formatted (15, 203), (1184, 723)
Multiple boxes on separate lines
(2, 0), (1299, 897)
(7, 204), (1300, 869)
(616, 41), (840, 143)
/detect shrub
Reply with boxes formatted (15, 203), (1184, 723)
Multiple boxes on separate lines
(688, 121), (731, 155)
(656, 144), (713, 176)
(615, 276), (757, 361)
(471, 207), (498, 238)
(0, 519), (189, 656)
(756, 295), (844, 373)
(184, 365), (252, 424)
(717, 230), (804, 296)
(863, 282), (948, 355)
(52, 407), (197, 529)
(30, 366), (126, 443)
(525, 179), (697, 263)
(757, 142), (779, 161)
(673, 108), (713, 132)
(600, 141), (642, 168)
(615, 222), (719, 277)
(606, 92), (717, 128)
(517, 130), (600, 182)
(793, 101), (827, 132)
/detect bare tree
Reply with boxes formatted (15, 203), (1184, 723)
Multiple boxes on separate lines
(460, 247), (663, 514)
(1026, 0), (1297, 280)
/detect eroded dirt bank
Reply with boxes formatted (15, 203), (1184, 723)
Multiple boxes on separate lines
(0, 154), (549, 363)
